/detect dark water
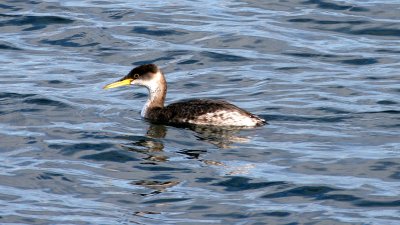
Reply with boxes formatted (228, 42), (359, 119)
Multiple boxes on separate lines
(1, 0), (399, 224)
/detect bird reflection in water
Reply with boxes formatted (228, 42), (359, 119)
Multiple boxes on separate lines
(123, 123), (251, 162)
(133, 179), (180, 196)
(132, 178), (181, 217)
(188, 124), (251, 149)
(126, 123), (255, 209)
(122, 123), (254, 181)
(122, 124), (168, 163)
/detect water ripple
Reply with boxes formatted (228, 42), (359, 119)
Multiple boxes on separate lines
(0, 0), (399, 224)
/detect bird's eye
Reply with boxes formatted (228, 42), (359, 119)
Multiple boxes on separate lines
(134, 74), (139, 79)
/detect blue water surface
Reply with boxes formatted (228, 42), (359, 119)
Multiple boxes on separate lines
(0, 0), (399, 224)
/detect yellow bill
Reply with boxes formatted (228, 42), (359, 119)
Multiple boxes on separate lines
(103, 79), (133, 89)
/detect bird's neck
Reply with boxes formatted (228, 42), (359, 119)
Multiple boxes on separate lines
(141, 72), (167, 118)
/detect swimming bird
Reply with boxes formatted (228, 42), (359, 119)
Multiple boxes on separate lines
(104, 64), (266, 127)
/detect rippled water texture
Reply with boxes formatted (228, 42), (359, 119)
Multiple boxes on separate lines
(1, 0), (399, 224)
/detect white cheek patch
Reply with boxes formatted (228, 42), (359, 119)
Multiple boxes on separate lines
(131, 72), (162, 94)
(133, 71), (164, 118)
(131, 79), (145, 86)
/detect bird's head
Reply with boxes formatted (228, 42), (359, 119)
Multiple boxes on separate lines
(103, 64), (163, 90)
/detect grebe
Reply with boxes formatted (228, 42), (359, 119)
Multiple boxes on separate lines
(104, 64), (266, 127)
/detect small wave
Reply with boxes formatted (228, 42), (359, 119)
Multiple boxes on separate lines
(213, 176), (287, 192)
(263, 114), (353, 123)
(132, 26), (187, 36)
(288, 18), (367, 25)
(354, 199), (400, 207)
(0, 14), (74, 31)
(302, 0), (368, 12)
(23, 97), (70, 108)
(134, 50), (190, 65)
(0, 92), (36, 99)
(262, 185), (337, 198)
(40, 32), (99, 47)
(143, 198), (191, 204)
(48, 142), (114, 155)
(0, 43), (20, 50)
(341, 58), (378, 65)
(80, 150), (139, 162)
(201, 51), (249, 62)
(377, 100), (397, 105)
